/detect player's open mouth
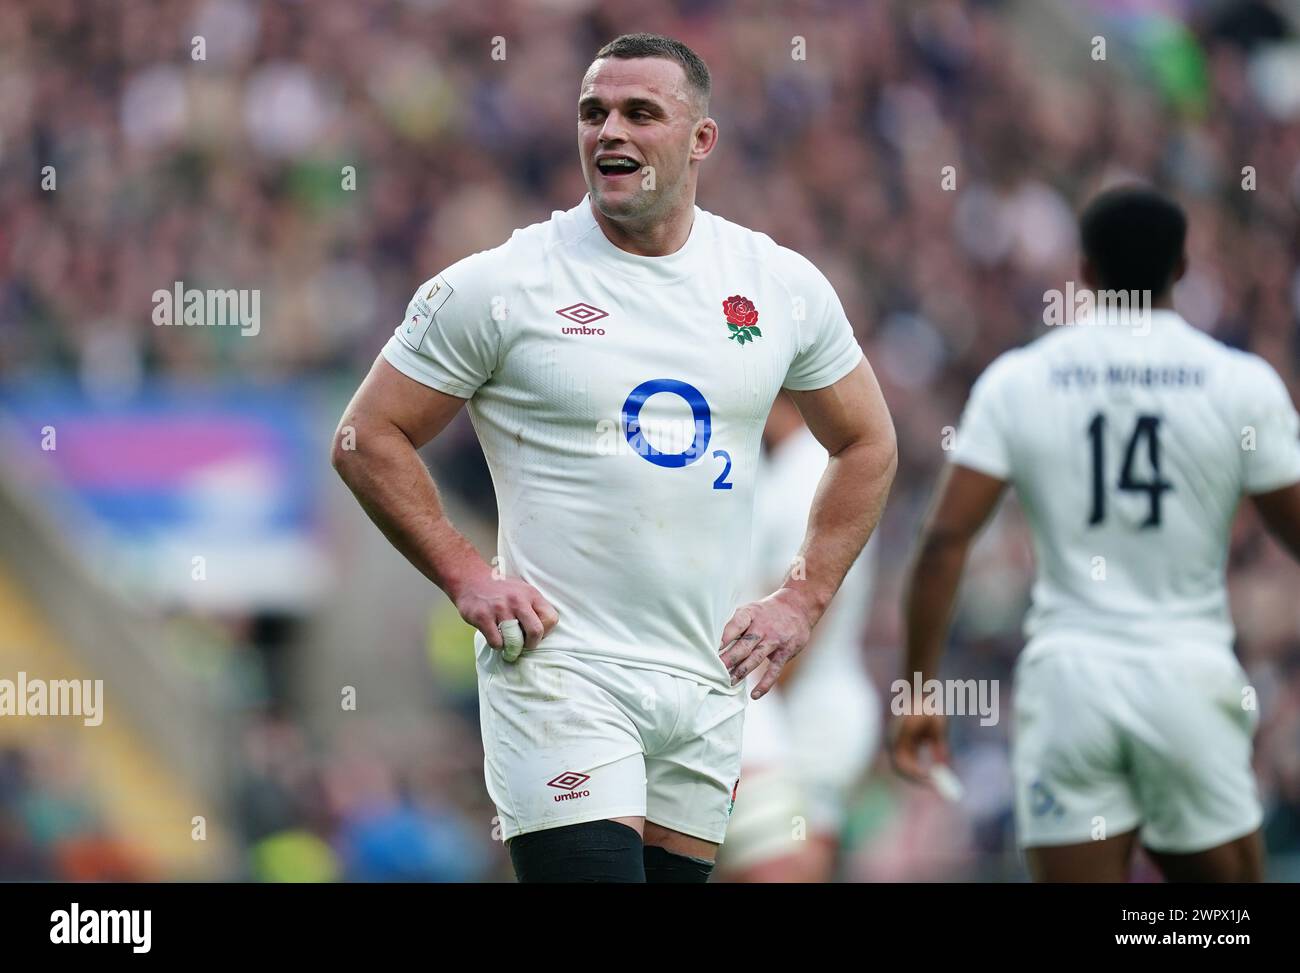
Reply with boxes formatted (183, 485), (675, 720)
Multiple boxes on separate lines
(595, 155), (640, 178)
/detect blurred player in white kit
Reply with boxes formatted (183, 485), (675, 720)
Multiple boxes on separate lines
(892, 185), (1300, 882)
(720, 393), (881, 882)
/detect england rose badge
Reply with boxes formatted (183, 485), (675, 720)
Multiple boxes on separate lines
(723, 294), (761, 345)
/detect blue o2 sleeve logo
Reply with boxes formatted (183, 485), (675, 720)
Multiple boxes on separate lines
(621, 379), (711, 468)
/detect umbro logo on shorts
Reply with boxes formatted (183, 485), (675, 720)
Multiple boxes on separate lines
(556, 303), (608, 335)
(548, 771), (591, 802)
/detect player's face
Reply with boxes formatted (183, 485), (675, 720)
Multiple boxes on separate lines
(578, 57), (707, 223)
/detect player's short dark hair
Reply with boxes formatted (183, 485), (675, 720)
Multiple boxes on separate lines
(1079, 185), (1187, 298)
(593, 33), (711, 114)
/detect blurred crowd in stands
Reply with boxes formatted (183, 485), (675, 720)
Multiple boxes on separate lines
(3, 0), (1300, 880)
(0, 743), (144, 881)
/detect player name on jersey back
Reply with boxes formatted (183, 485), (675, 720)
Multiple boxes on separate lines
(1050, 364), (1206, 389)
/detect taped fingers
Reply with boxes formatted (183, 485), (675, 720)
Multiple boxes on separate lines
(498, 619), (525, 662)
(508, 599), (545, 649)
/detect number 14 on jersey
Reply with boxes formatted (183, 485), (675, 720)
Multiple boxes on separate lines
(1086, 413), (1174, 528)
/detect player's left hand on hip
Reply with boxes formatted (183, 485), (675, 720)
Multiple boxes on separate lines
(718, 590), (814, 700)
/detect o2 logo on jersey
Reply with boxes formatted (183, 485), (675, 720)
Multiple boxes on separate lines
(620, 378), (734, 489)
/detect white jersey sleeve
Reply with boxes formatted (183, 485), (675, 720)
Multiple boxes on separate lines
(779, 253), (863, 391)
(950, 351), (1019, 480)
(1237, 355), (1300, 494)
(381, 254), (504, 399)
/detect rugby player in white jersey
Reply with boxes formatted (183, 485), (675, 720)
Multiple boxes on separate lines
(720, 393), (881, 882)
(891, 185), (1300, 882)
(331, 33), (897, 882)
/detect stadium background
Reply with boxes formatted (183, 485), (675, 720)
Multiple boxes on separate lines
(2, 0), (1299, 882)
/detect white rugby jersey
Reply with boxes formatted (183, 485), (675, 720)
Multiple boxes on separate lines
(382, 196), (863, 691)
(952, 309), (1300, 654)
(751, 426), (875, 685)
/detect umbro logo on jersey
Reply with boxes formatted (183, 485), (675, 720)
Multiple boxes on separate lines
(548, 771), (591, 802)
(557, 303), (608, 336)
(556, 302), (608, 324)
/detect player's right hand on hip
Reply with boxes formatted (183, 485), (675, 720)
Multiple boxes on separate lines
(452, 575), (559, 655)
(888, 713), (950, 785)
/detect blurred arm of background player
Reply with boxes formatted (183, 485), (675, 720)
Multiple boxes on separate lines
(891, 464), (1006, 783)
(331, 357), (559, 652)
(1252, 482), (1300, 561)
(720, 359), (897, 700)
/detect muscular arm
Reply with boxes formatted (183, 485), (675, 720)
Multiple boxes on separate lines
(902, 464), (1007, 683)
(1250, 481), (1300, 561)
(331, 356), (556, 649)
(889, 463), (1005, 781)
(331, 356), (484, 594)
(785, 359), (897, 619)
(720, 358), (897, 698)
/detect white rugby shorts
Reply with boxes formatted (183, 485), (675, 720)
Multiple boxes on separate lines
(477, 646), (746, 844)
(1012, 640), (1261, 854)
